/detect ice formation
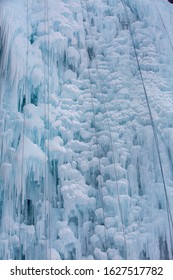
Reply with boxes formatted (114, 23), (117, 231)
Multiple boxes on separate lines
(0, 0), (173, 260)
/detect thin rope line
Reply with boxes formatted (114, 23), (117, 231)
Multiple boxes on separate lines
(45, 0), (51, 260)
(120, 0), (173, 259)
(43, 0), (48, 260)
(19, 0), (29, 260)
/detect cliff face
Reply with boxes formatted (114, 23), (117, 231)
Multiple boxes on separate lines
(0, 0), (173, 260)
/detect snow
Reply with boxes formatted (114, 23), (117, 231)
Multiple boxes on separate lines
(0, 0), (173, 260)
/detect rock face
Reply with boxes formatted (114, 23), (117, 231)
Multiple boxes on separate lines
(0, 0), (173, 260)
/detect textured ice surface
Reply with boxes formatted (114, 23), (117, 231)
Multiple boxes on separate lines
(0, 0), (173, 259)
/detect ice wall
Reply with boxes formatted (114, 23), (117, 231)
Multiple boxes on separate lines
(0, 0), (173, 259)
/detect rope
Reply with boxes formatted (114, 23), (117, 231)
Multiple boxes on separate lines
(45, 0), (51, 260)
(120, 0), (173, 259)
(18, 0), (29, 260)
(43, 0), (47, 260)
(80, 0), (128, 259)
(43, 0), (51, 260)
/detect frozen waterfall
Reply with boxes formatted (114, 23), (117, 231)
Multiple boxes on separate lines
(0, 0), (173, 260)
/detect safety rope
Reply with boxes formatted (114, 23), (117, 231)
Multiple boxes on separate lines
(120, 0), (173, 259)
(46, 0), (51, 260)
(43, 0), (51, 260)
(43, 0), (48, 260)
(19, 0), (29, 260)
(80, 0), (128, 259)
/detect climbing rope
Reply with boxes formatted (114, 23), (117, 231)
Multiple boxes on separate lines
(120, 0), (173, 259)
(43, 0), (48, 260)
(80, 0), (128, 259)
(44, 0), (51, 260)
(19, 0), (29, 260)
(46, 0), (51, 260)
